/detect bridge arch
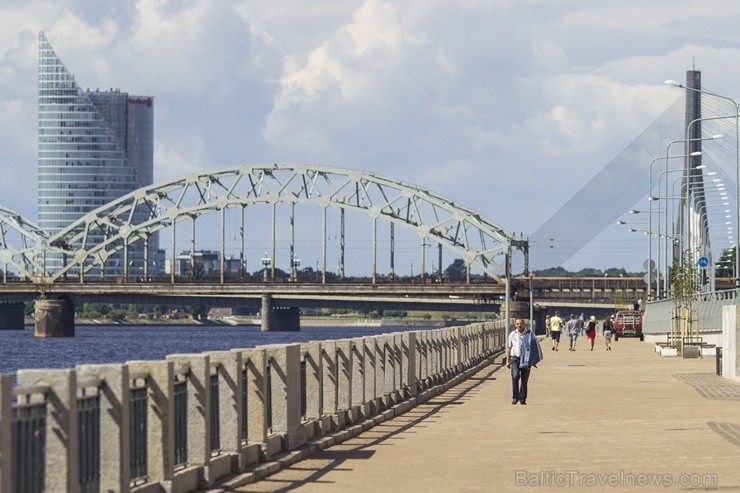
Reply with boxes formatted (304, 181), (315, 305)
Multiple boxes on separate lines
(39, 164), (524, 283)
(0, 205), (50, 280)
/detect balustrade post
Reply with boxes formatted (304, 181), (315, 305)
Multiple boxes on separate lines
(165, 353), (210, 489)
(401, 332), (417, 399)
(0, 375), (11, 493)
(320, 341), (338, 430)
(363, 337), (379, 415)
(335, 339), (352, 426)
(380, 335), (395, 407)
(301, 342), (323, 433)
(77, 363), (130, 493)
(417, 331), (429, 391)
(126, 360), (174, 488)
(231, 348), (267, 463)
(392, 334), (403, 397)
(350, 338), (365, 421)
(264, 344), (306, 451)
(17, 368), (79, 491)
(207, 351), (242, 480)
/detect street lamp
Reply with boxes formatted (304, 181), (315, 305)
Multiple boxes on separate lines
(666, 79), (739, 288)
(290, 254), (301, 282)
(646, 151), (703, 299)
(261, 253), (271, 282)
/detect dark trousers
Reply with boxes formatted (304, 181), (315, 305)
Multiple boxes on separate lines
(510, 356), (531, 402)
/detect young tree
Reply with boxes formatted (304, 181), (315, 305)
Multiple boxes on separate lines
(444, 259), (466, 280)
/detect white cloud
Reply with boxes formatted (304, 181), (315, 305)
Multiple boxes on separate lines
(1, 0), (740, 269)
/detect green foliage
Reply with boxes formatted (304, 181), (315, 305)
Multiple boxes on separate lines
(443, 258), (466, 280)
(670, 250), (698, 312)
(108, 309), (126, 322)
(80, 303), (110, 318)
(24, 301), (34, 317)
(534, 266), (638, 278)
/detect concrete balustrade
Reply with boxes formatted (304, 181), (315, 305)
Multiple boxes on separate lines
(0, 322), (506, 492)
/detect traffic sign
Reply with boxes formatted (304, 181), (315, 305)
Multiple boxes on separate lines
(643, 259), (655, 270)
(698, 256), (709, 268)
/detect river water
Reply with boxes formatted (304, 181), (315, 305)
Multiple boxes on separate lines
(0, 324), (436, 378)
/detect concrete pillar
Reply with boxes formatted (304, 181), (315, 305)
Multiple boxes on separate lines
(261, 295), (300, 331)
(76, 363), (130, 493)
(265, 344), (306, 450)
(372, 336), (385, 406)
(165, 354), (209, 482)
(417, 331), (428, 390)
(232, 348), (267, 455)
(126, 360), (175, 487)
(335, 339), (352, 423)
(208, 351), (242, 481)
(392, 334), (403, 395)
(381, 335), (395, 405)
(261, 294), (272, 332)
(401, 332), (417, 398)
(320, 341), (337, 424)
(363, 337), (378, 414)
(301, 342), (323, 421)
(34, 297), (75, 337)
(350, 338), (364, 419)
(16, 368), (78, 491)
(0, 302), (24, 330)
(0, 375), (12, 493)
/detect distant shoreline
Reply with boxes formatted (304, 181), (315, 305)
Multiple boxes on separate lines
(23, 317), (480, 328)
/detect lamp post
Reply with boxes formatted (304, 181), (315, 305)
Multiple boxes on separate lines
(666, 79), (739, 288)
(645, 151), (704, 299)
(261, 253), (271, 282)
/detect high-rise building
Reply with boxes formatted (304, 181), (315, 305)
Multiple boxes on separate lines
(38, 32), (157, 276)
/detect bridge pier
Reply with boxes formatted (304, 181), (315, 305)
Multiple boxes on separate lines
(509, 301), (530, 323)
(34, 296), (75, 337)
(261, 294), (301, 332)
(0, 302), (25, 330)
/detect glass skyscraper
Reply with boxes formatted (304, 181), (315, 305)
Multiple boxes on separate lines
(38, 32), (156, 276)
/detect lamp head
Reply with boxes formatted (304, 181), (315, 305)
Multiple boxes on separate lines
(665, 79), (682, 88)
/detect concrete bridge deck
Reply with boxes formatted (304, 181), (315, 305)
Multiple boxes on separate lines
(217, 338), (740, 492)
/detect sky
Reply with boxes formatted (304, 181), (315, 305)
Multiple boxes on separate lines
(2, 0), (740, 274)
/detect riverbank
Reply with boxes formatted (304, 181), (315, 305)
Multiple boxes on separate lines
(22, 316), (468, 327)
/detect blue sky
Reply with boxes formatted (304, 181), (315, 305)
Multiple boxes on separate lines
(2, 0), (740, 273)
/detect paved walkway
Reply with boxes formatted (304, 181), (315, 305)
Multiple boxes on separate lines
(220, 338), (740, 492)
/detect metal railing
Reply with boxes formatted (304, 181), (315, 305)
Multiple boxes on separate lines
(209, 371), (220, 453)
(0, 322), (507, 491)
(129, 374), (148, 484)
(174, 379), (188, 467)
(241, 367), (249, 441)
(77, 378), (101, 493)
(12, 386), (49, 493)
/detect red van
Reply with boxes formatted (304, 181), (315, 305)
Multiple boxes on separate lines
(613, 310), (643, 341)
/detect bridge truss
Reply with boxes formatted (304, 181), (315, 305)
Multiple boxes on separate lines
(0, 164), (526, 285)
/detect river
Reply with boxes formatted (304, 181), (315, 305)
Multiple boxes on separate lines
(0, 323), (437, 378)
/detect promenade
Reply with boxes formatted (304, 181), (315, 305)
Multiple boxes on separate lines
(219, 337), (740, 492)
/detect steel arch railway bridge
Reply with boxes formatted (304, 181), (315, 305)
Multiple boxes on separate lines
(0, 164), (534, 333)
(1, 163), (527, 284)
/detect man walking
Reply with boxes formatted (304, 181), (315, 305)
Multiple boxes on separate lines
(506, 318), (544, 405)
(566, 313), (580, 351)
(549, 311), (563, 351)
